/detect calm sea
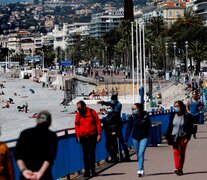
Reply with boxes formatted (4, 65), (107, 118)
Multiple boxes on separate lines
(0, 0), (32, 3)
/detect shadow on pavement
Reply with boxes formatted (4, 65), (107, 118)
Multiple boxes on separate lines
(196, 137), (207, 139)
(98, 173), (125, 177)
(184, 171), (207, 175)
(146, 172), (174, 176)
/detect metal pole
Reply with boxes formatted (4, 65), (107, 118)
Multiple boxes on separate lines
(131, 22), (135, 103)
(173, 42), (176, 73)
(136, 20), (139, 100)
(139, 23), (143, 87)
(43, 51), (45, 73)
(185, 41), (189, 73)
(165, 43), (168, 80)
(143, 23), (147, 110)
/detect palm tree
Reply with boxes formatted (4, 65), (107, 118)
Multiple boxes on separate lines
(175, 8), (201, 30)
(118, 20), (131, 67)
(147, 16), (165, 38)
(188, 41), (207, 75)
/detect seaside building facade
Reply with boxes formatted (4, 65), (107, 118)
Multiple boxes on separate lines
(89, 9), (124, 38)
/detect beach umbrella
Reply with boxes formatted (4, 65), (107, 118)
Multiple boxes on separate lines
(29, 89), (35, 94)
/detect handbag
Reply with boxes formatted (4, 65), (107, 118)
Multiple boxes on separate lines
(167, 135), (178, 146)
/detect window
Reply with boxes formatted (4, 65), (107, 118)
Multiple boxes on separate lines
(176, 10), (180, 16)
(169, 11), (173, 17)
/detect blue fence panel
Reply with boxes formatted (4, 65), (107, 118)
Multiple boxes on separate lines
(149, 112), (171, 135)
(199, 111), (204, 124)
(52, 134), (83, 179)
(96, 131), (108, 163)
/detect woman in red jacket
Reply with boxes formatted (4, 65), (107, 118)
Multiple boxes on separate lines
(75, 101), (102, 177)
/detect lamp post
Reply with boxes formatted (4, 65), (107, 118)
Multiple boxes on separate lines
(42, 51), (45, 73)
(136, 20), (139, 99)
(165, 42), (169, 80)
(131, 22), (135, 103)
(173, 42), (176, 73)
(185, 41), (189, 73)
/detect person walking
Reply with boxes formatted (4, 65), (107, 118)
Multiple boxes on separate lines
(186, 91), (202, 138)
(125, 103), (151, 177)
(98, 95), (130, 161)
(14, 111), (58, 180)
(166, 101), (193, 176)
(102, 105), (119, 163)
(0, 127), (14, 180)
(75, 101), (102, 177)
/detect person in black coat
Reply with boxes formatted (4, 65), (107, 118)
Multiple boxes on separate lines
(102, 105), (119, 162)
(125, 103), (151, 177)
(14, 111), (58, 180)
(166, 100), (193, 176)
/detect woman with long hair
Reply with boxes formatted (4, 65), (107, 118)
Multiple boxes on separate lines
(125, 103), (151, 177)
(166, 100), (193, 176)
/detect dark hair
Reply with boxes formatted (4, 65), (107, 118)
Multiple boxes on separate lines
(174, 100), (186, 114)
(134, 103), (144, 113)
(77, 100), (86, 108)
(37, 110), (52, 127)
(111, 94), (118, 101)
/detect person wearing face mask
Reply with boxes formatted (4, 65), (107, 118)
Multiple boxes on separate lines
(75, 101), (102, 177)
(102, 106), (119, 163)
(125, 103), (151, 177)
(98, 95), (130, 161)
(166, 101), (193, 176)
(0, 126), (14, 180)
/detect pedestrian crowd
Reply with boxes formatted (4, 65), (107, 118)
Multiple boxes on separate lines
(0, 88), (203, 179)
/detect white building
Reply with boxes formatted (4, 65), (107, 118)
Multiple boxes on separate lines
(0, 35), (8, 48)
(89, 9), (124, 38)
(53, 23), (69, 50)
(67, 23), (90, 46)
(193, 0), (207, 25)
(44, 0), (66, 7)
(34, 33), (54, 50)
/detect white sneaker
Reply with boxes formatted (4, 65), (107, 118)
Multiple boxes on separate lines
(138, 170), (144, 177)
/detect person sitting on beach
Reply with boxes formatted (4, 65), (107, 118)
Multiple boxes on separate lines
(9, 98), (14, 104)
(0, 84), (5, 89)
(2, 103), (10, 109)
(17, 105), (25, 112)
(0, 91), (5, 95)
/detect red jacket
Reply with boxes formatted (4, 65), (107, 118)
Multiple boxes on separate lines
(75, 107), (102, 138)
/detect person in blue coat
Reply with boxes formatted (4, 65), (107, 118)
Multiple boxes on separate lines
(125, 103), (151, 177)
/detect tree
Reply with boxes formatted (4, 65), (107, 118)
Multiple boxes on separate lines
(188, 41), (207, 75)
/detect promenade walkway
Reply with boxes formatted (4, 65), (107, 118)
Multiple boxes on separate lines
(92, 124), (207, 180)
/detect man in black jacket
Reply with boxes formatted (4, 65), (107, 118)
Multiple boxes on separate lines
(14, 111), (58, 180)
(98, 95), (130, 161)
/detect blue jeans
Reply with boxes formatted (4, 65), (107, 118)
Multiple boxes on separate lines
(132, 138), (148, 171)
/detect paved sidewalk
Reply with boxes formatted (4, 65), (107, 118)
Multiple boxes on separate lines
(92, 124), (207, 180)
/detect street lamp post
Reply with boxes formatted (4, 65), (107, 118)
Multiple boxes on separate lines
(42, 51), (45, 73)
(185, 41), (189, 73)
(165, 42), (169, 80)
(173, 42), (176, 73)
(131, 22), (135, 103)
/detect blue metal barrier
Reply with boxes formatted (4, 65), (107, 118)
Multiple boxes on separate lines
(148, 122), (162, 147)
(149, 112), (171, 135)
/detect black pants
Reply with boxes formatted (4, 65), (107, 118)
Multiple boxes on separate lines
(80, 134), (97, 173)
(118, 130), (130, 159)
(105, 132), (118, 160)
